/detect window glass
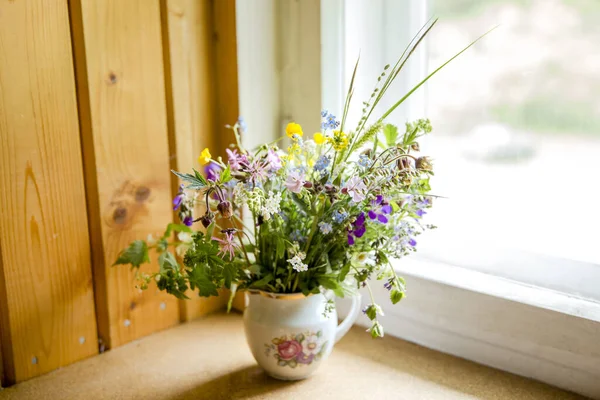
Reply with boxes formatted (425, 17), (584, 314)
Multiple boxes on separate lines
(418, 0), (600, 299)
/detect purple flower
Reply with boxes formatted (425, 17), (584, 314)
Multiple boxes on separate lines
(266, 148), (282, 171)
(204, 163), (221, 182)
(415, 198), (430, 217)
(226, 148), (248, 171)
(296, 352), (315, 364)
(347, 212), (366, 245)
(173, 184), (185, 210)
(384, 280), (393, 291)
(343, 176), (367, 203)
(368, 195), (392, 223)
(285, 170), (306, 193)
(183, 215), (193, 226)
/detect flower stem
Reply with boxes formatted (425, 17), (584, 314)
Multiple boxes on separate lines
(304, 197), (324, 254)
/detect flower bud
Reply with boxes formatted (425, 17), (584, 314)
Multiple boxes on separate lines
(324, 184), (337, 193)
(303, 181), (313, 189)
(416, 156), (433, 171)
(411, 142), (420, 151)
(217, 200), (233, 218)
(368, 321), (384, 338)
(200, 213), (213, 228)
(397, 158), (411, 171)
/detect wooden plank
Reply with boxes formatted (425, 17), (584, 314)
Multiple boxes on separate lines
(213, 0), (239, 151)
(0, 0), (98, 384)
(161, 0), (241, 320)
(161, 0), (225, 320)
(70, 0), (180, 349)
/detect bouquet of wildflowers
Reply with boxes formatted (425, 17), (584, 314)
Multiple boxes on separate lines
(115, 20), (490, 337)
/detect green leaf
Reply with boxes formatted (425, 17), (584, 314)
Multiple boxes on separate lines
(156, 238), (168, 252)
(113, 240), (149, 269)
(223, 263), (237, 289)
(339, 264), (351, 282)
(188, 266), (219, 297)
(193, 169), (208, 186)
(220, 164), (232, 183)
(227, 284), (238, 312)
(365, 305), (377, 321)
(276, 237), (285, 260)
(390, 289), (404, 304)
(158, 251), (179, 273)
(317, 275), (344, 297)
(380, 25), (498, 121)
(383, 124), (399, 147)
(289, 193), (309, 214)
(206, 221), (216, 240)
(162, 223), (192, 239)
(250, 273), (273, 289)
(340, 55), (360, 133)
(171, 169), (206, 189)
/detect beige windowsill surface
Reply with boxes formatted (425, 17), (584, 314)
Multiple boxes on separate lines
(0, 313), (586, 400)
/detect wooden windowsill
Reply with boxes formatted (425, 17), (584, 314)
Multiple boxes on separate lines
(0, 313), (584, 400)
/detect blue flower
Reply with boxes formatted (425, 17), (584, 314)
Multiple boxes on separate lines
(314, 155), (331, 171)
(237, 116), (247, 133)
(318, 222), (333, 235)
(332, 209), (349, 224)
(358, 154), (372, 168)
(321, 111), (340, 130)
(290, 229), (306, 242)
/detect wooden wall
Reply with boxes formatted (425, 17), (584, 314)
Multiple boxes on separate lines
(0, 0), (238, 386)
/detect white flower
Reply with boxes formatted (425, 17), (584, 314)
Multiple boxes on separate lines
(177, 231), (192, 243)
(147, 234), (157, 246)
(302, 333), (320, 356)
(343, 176), (367, 203)
(351, 251), (376, 266)
(302, 139), (317, 153)
(287, 253), (308, 272)
(285, 170), (305, 193)
(260, 191), (282, 220)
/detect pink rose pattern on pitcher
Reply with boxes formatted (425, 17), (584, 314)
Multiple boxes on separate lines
(264, 330), (327, 368)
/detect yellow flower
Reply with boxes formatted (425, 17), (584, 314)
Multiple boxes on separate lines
(197, 148), (212, 165)
(313, 132), (325, 145)
(327, 130), (349, 151)
(286, 122), (303, 139)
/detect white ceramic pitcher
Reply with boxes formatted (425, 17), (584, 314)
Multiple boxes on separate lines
(243, 290), (361, 380)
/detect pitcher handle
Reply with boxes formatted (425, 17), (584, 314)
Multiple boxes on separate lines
(335, 294), (362, 343)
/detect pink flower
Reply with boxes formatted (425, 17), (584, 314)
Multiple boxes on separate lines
(285, 170), (305, 193)
(212, 229), (240, 260)
(226, 148), (248, 171)
(343, 176), (367, 203)
(266, 148), (282, 171)
(277, 340), (302, 360)
(247, 159), (269, 184)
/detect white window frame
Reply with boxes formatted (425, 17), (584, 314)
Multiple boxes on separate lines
(236, 1), (600, 397)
